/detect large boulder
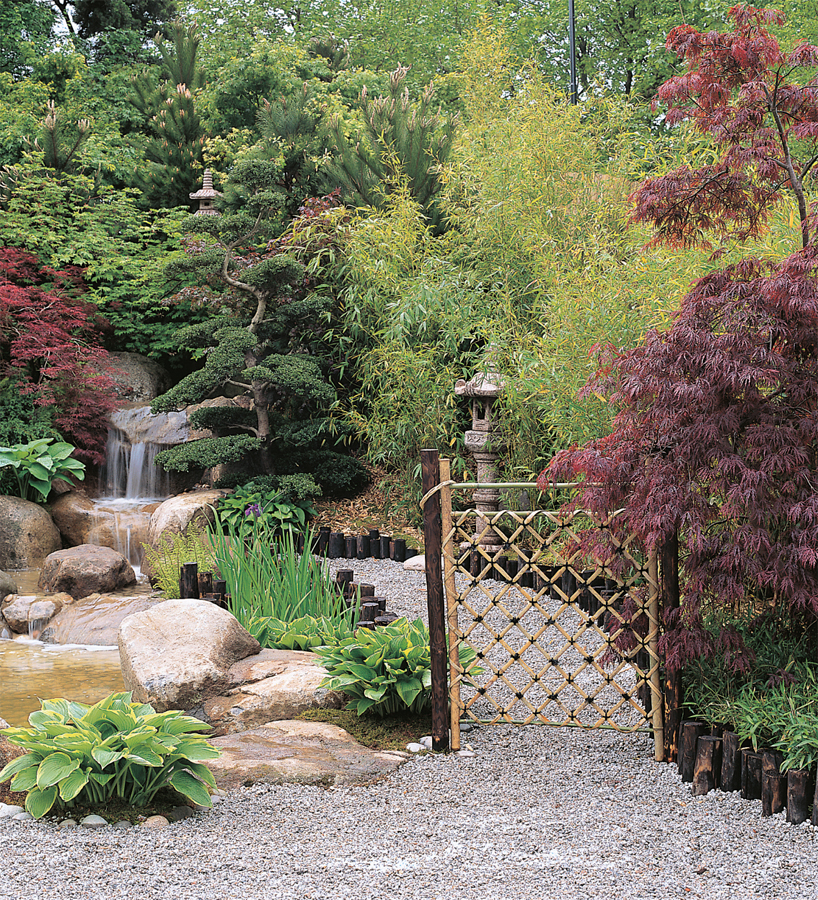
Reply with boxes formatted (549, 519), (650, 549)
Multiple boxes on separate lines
(107, 352), (171, 403)
(38, 545), (136, 599)
(1, 592), (72, 635)
(206, 720), (407, 789)
(201, 649), (345, 735)
(49, 492), (98, 547)
(0, 570), (18, 601)
(118, 600), (261, 711)
(146, 490), (228, 551)
(0, 497), (61, 569)
(39, 591), (160, 646)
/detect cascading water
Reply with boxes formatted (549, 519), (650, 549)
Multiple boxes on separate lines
(91, 405), (189, 573)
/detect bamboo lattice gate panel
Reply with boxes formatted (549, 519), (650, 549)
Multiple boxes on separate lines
(442, 492), (662, 751)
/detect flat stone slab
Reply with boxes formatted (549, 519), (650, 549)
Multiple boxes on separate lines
(207, 720), (407, 789)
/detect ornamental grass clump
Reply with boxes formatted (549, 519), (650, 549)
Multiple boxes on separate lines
(210, 519), (355, 644)
(0, 692), (220, 819)
(317, 617), (479, 716)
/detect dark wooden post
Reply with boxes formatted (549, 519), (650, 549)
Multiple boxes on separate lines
(421, 448), (449, 752)
(661, 531), (682, 763)
(787, 768), (811, 824)
(740, 749), (763, 800)
(692, 735), (722, 796)
(762, 750), (786, 817)
(720, 731), (742, 791)
(678, 721), (706, 782)
(179, 562), (199, 599)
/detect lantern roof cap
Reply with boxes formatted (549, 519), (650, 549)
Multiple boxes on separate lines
(455, 345), (504, 398)
(189, 169), (222, 201)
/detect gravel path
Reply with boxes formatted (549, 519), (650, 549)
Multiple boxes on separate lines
(1, 559), (817, 899)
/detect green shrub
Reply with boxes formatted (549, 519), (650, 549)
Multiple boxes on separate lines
(0, 692), (220, 819)
(141, 523), (217, 598)
(0, 438), (85, 502)
(317, 617), (479, 717)
(210, 521), (354, 640)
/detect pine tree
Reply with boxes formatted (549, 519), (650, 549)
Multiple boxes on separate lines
(129, 22), (205, 209)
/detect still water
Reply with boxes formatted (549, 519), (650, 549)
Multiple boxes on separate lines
(1, 569), (127, 726)
(0, 639), (125, 726)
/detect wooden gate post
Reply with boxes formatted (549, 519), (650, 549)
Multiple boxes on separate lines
(421, 449), (449, 752)
(661, 530), (683, 763)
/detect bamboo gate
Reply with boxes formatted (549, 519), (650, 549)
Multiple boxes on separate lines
(420, 450), (668, 761)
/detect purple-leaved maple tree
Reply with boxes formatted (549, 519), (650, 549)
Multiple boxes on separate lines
(539, 5), (818, 670)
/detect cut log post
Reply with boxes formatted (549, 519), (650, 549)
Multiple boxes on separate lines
(720, 731), (742, 792)
(356, 534), (369, 560)
(678, 721), (706, 782)
(316, 526), (330, 556)
(328, 532), (345, 558)
(393, 537), (406, 562)
(740, 749), (763, 801)
(179, 562), (199, 599)
(213, 579), (227, 602)
(197, 571), (212, 597)
(359, 583), (375, 597)
(359, 601), (379, 623)
(811, 769), (818, 826)
(379, 535), (392, 558)
(692, 735), (722, 796)
(787, 768), (811, 825)
(344, 535), (356, 558)
(693, 734), (721, 797)
(762, 750), (786, 817)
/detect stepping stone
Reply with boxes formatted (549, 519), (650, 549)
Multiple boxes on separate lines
(207, 720), (406, 789)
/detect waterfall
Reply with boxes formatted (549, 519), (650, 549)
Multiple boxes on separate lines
(92, 404), (187, 573)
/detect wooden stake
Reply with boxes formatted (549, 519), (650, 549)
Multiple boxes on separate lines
(692, 735), (722, 796)
(678, 721), (706, 782)
(762, 750), (786, 817)
(440, 459), (462, 752)
(740, 749), (763, 801)
(720, 731), (742, 792)
(421, 449), (449, 752)
(787, 768), (811, 824)
(661, 532), (682, 764)
(179, 562), (199, 599)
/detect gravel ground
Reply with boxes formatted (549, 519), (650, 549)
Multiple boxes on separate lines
(1, 558), (817, 899)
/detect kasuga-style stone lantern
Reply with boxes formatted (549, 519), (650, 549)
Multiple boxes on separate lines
(189, 169), (222, 215)
(455, 348), (505, 559)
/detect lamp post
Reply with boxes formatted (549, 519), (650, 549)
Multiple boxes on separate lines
(569, 0), (578, 104)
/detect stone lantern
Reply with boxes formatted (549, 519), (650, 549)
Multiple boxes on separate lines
(189, 169), (222, 215)
(455, 349), (505, 553)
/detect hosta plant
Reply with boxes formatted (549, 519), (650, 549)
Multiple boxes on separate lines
(317, 618), (479, 717)
(247, 614), (355, 651)
(0, 438), (85, 503)
(0, 693), (220, 819)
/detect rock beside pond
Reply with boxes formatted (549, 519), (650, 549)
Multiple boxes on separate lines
(206, 720), (406, 789)
(1, 593), (73, 635)
(38, 545), (136, 600)
(201, 649), (345, 736)
(0, 570), (18, 601)
(39, 591), (160, 646)
(118, 600), (261, 712)
(147, 490), (228, 550)
(0, 497), (61, 569)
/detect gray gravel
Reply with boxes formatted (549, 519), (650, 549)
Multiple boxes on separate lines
(2, 558), (817, 899)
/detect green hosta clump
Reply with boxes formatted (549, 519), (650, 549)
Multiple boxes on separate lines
(0, 438), (85, 502)
(317, 618), (479, 717)
(0, 693), (220, 819)
(247, 614), (355, 651)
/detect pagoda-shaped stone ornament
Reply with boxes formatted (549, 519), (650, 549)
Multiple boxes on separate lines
(189, 169), (222, 215)
(455, 348), (505, 553)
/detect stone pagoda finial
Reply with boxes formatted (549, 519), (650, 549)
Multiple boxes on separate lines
(189, 169), (222, 215)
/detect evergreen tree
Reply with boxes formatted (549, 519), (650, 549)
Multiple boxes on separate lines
(325, 66), (457, 231)
(129, 21), (205, 208)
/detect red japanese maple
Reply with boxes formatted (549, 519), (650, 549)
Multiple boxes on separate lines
(0, 247), (117, 463)
(539, 6), (818, 670)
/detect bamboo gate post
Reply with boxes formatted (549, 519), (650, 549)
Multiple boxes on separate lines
(421, 449), (449, 752)
(439, 458), (463, 751)
(661, 531), (682, 763)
